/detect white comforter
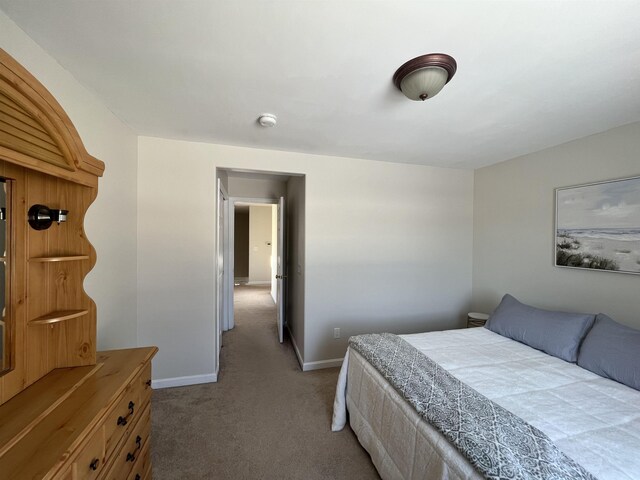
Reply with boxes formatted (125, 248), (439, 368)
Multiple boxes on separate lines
(333, 327), (640, 480)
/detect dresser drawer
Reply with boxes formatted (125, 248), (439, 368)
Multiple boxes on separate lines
(103, 372), (145, 459)
(52, 467), (73, 480)
(0, 348), (157, 480)
(103, 404), (151, 480)
(126, 440), (151, 480)
(71, 425), (106, 480)
(139, 362), (153, 407)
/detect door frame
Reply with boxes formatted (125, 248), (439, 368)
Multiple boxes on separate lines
(276, 196), (285, 343)
(227, 197), (279, 332)
(215, 179), (229, 378)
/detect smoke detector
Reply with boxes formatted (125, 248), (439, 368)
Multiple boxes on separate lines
(258, 113), (277, 127)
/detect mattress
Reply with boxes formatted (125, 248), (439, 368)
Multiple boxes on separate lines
(332, 327), (640, 480)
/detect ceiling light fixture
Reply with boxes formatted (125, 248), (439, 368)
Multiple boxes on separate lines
(393, 53), (457, 101)
(258, 113), (277, 127)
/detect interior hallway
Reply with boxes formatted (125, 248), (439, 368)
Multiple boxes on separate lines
(151, 285), (380, 479)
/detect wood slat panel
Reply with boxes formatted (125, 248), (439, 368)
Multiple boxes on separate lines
(1, 49), (104, 181)
(0, 95), (58, 148)
(0, 131), (67, 169)
(0, 91), (65, 164)
(0, 118), (60, 153)
(0, 146), (96, 188)
(0, 84), (73, 172)
(0, 111), (57, 148)
(0, 93), (47, 135)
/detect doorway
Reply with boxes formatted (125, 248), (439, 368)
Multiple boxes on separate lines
(228, 197), (283, 342)
(233, 203), (277, 297)
(215, 169), (305, 376)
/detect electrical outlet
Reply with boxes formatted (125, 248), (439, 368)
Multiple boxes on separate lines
(334, 328), (340, 339)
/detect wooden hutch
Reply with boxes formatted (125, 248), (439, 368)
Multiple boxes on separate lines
(0, 49), (157, 479)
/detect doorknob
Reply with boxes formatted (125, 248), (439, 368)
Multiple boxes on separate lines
(275, 274), (287, 279)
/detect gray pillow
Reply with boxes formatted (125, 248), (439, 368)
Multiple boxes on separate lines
(577, 314), (640, 391)
(485, 294), (595, 362)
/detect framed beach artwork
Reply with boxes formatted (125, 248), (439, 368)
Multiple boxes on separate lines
(555, 175), (640, 275)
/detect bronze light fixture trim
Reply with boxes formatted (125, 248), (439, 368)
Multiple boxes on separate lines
(393, 53), (457, 101)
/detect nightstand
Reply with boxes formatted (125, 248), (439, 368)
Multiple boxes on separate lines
(467, 312), (489, 328)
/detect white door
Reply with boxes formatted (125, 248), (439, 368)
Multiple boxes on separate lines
(276, 197), (285, 343)
(216, 179), (226, 363)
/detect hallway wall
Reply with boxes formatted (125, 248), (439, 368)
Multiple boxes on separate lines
(138, 136), (473, 380)
(227, 176), (287, 198)
(249, 205), (274, 283)
(286, 176), (306, 361)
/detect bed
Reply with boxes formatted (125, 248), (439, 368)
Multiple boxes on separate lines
(332, 297), (640, 480)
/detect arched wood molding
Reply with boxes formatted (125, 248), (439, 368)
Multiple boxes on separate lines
(0, 48), (105, 403)
(0, 48), (104, 186)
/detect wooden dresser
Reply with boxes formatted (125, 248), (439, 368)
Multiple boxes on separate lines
(0, 49), (158, 479)
(0, 347), (157, 479)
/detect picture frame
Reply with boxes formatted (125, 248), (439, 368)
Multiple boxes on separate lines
(555, 175), (640, 275)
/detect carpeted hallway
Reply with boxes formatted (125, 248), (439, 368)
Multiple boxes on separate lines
(151, 285), (380, 479)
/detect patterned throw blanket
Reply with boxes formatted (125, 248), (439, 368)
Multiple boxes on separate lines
(349, 333), (597, 480)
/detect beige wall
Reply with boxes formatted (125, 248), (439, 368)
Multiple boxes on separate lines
(137, 141), (216, 381)
(227, 176), (286, 199)
(1, 11), (139, 349)
(286, 176), (306, 360)
(473, 122), (640, 328)
(138, 136), (474, 379)
(248, 205), (274, 283)
(9, 4), (638, 387)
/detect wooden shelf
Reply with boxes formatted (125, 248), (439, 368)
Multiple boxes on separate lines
(29, 310), (89, 326)
(29, 255), (89, 263)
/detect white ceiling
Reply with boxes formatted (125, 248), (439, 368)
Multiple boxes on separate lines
(2, 1), (640, 169)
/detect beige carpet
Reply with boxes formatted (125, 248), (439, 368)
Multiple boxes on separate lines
(151, 285), (380, 479)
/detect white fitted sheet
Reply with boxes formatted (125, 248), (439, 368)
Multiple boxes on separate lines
(332, 327), (640, 480)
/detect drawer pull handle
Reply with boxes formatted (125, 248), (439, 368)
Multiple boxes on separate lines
(117, 401), (136, 426)
(89, 458), (100, 471)
(126, 435), (142, 463)
(145, 379), (152, 387)
(135, 475), (141, 480)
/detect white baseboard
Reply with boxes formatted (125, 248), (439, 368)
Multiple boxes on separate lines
(286, 326), (343, 371)
(246, 281), (270, 285)
(288, 325), (304, 370)
(302, 358), (344, 371)
(152, 373), (218, 389)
